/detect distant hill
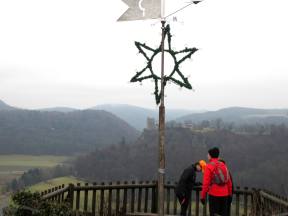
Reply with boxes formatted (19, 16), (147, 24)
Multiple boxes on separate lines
(38, 107), (78, 112)
(91, 104), (198, 130)
(176, 107), (288, 125)
(0, 100), (17, 110)
(0, 109), (139, 155)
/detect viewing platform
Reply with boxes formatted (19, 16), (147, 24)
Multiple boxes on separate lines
(38, 181), (288, 216)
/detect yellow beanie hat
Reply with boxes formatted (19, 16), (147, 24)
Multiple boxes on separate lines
(199, 160), (207, 173)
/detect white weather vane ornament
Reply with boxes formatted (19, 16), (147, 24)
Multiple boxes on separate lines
(117, 0), (202, 21)
(138, 0), (145, 17)
(117, 0), (161, 21)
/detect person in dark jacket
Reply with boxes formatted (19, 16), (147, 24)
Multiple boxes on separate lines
(175, 160), (206, 216)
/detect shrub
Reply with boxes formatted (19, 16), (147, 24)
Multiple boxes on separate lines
(3, 191), (72, 216)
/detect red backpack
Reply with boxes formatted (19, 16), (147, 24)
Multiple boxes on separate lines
(210, 161), (230, 185)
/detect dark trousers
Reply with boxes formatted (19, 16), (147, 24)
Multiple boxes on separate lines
(209, 195), (229, 216)
(177, 192), (191, 216)
(227, 197), (232, 216)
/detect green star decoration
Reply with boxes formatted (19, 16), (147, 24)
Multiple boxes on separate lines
(130, 24), (198, 105)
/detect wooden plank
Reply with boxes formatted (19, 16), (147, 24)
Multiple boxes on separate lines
(244, 187), (248, 216)
(76, 183), (81, 211)
(116, 181), (121, 214)
(61, 184), (65, 202)
(202, 194), (207, 216)
(84, 183), (89, 212)
(260, 191), (288, 207)
(236, 186), (240, 216)
(188, 192), (191, 216)
(137, 181), (143, 212)
(195, 190), (200, 216)
(92, 182), (97, 216)
(68, 184), (74, 209)
(126, 213), (177, 216)
(166, 183), (170, 215)
(57, 188), (61, 203)
(123, 181), (128, 213)
(173, 185), (177, 215)
(74, 183), (156, 190)
(108, 182), (113, 216)
(100, 182), (105, 216)
(151, 183), (157, 213)
(144, 181), (149, 213)
(131, 181), (136, 213)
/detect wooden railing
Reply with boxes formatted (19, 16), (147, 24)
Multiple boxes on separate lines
(41, 181), (288, 216)
(251, 189), (288, 216)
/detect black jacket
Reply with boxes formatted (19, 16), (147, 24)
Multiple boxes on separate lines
(175, 164), (197, 199)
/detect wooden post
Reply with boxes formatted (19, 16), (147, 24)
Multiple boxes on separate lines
(173, 182), (178, 215)
(252, 188), (261, 216)
(195, 189), (200, 216)
(244, 187), (248, 216)
(152, 181), (158, 213)
(236, 186), (240, 216)
(188, 192), (192, 216)
(144, 181), (149, 213)
(68, 183), (74, 209)
(131, 181), (136, 213)
(116, 181), (121, 214)
(202, 194), (207, 216)
(137, 181), (143, 212)
(108, 182), (113, 216)
(166, 182), (170, 215)
(100, 182), (105, 216)
(123, 181), (128, 214)
(61, 184), (65, 202)
(76, 183), (81, 211)
(158, 19), (166, 216)
(84, 183), (89, 212)
(57, 187), (61, 203)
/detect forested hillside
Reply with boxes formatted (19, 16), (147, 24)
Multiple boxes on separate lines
(0, 109), (139, 155)
(74, 126), (288, 195)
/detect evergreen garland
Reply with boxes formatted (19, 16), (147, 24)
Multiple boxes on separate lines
(130, 24), (198, 104)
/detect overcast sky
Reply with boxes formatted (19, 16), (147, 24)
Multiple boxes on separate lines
(0, 0), (287, 110)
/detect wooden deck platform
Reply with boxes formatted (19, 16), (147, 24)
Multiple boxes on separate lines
(126, 213), (177, 216)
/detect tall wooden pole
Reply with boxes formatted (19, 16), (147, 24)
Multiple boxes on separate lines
(158, 19), (166, 216)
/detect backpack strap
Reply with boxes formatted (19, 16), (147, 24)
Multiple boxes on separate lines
(209, 161), (230, 185)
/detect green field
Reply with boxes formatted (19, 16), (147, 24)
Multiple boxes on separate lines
(0, 155), (70, 193)
(0, 155), (69, 168)
(0, 155), (72, 211)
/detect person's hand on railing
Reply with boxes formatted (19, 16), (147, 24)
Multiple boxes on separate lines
(180, 197), (186, 205)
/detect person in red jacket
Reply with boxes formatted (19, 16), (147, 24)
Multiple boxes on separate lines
(200, 147), (232, 216)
